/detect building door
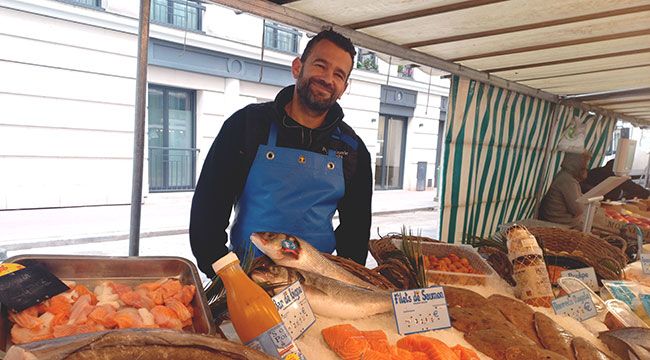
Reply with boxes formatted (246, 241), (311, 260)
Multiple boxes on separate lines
(375, 115), (407, 190)
(147, 85), (197, 192)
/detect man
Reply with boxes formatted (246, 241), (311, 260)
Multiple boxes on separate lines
(190, 30), (372, 277)
(581, 159), (650, 200)
(538, 151), (591, 227)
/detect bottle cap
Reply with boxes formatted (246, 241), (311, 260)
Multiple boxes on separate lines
(212, 252), (239, 274)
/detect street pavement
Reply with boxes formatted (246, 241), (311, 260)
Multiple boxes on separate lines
(5, 209), (439, 282)
(1, 190), (439, 276)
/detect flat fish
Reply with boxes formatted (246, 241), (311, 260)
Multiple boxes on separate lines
(572, 337), (613, 360)
(598, 327), (650, 360)
(505, 345), (570, 360)
(4, 328), (273, 360)
(488, 294), (541, 346)
(534, 312), (576, 360)
(464, 328), (536, 359)
(443, 286), (488, 308)
(450, 306), (519, 333)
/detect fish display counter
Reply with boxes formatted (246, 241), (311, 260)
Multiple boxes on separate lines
(237, 231), (633, 360)
(3, 229), (649, 359)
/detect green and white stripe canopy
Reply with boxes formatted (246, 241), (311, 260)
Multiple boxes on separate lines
(440, 75), (616, 244)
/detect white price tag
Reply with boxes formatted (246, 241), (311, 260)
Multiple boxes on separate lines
(391, 286), (451, 335)
(560, 267), (599, 291)
(552, 288), (598, 321)
(272, 281), (315, 340)
(641, 254), (650, 275)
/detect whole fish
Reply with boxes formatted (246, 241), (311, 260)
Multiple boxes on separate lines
(250, 232), (376, 290)
(598, 327), (650, 360)
(5, 328), (273, 360)
(489, 294), (541, 346)
(572, 337), (613, 360)
(251, 264), (393, 319)
(534, 312), (575, 360)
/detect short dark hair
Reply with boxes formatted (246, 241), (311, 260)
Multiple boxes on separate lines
(301, 29), (356, 70)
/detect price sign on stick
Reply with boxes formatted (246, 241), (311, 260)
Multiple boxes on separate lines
(641, 254), (650, 275)
(560, 267), (599, 291)
(552, 288), (598, 321)
(272, 281), (315, 340)
(391, 286), (451, 335)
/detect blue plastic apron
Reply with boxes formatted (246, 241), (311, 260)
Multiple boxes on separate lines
(230, 121), (345, 257)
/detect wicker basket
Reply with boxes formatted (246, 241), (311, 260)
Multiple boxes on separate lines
(527, 227), (626, 280)
(477, 246), (516, 286)
(368, 237), (419, 290)
(591, 228), (638, 262)
(323, 253), (397, 290)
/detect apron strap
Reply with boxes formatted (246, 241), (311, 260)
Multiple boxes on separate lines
(268, 121), (279, 146)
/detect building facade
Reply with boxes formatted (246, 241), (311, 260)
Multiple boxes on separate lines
(0, 0), (450, 210)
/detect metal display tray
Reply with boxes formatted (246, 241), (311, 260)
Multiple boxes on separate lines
(0, 255), (215, 351)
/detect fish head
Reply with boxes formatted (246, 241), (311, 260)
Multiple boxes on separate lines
(250, 232), (303, 262)
(249, 265), (301, 293)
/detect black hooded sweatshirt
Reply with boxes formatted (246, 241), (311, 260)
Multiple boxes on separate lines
(190, 85), (372, 277)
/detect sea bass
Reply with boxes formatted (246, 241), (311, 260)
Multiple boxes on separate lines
(251, 265), (393, 319)
(250, 232), (376, 290)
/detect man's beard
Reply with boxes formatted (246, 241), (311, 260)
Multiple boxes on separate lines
(296, 72), (338, 113)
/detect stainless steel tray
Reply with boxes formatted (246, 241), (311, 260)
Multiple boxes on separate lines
(0, 255), (215, 351)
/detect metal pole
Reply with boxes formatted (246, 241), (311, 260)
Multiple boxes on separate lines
(259, 19), (266, 82)
(129, 0), (151, 256)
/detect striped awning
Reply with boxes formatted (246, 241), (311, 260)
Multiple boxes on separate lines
(245, 0), (650, 125)
(440, 76), (615, 243)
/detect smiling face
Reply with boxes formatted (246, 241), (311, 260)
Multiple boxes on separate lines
(292, 39), (352, 113)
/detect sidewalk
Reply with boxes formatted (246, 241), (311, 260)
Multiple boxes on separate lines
(0, 190), (437, 251)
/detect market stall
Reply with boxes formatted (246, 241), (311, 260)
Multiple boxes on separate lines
(3, 0), (650, 359)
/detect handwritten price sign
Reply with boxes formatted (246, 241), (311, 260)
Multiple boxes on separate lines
(391, 286), (451, 335)
(552, 288), (598, 321)
(272, 281), (315, 340)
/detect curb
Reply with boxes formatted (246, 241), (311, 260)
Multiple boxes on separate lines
(2, 229), (188, 251)
(2, 207), (438, 251)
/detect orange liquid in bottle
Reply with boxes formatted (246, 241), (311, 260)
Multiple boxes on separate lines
(217, 261), (283, 342)
(213, 253), (304, 359)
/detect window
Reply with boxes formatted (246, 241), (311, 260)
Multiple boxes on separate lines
(397, 64), (418, 79)
(606, 126), (629, 156)
(58, 0), (102, 8)
(356, 48), (378, 72)
(264, 22), (301, 54)
(375, 115), (408, 190)
(151, 0), (204, 31)
(440, 96), (448, 121)
(148, 85), (197, 192)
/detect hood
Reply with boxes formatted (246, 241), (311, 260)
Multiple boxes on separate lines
(272, 85), (345, 151)
(561, 151), (591, 181)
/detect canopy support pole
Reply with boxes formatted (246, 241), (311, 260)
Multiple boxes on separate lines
(129, 0), (151, 256)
